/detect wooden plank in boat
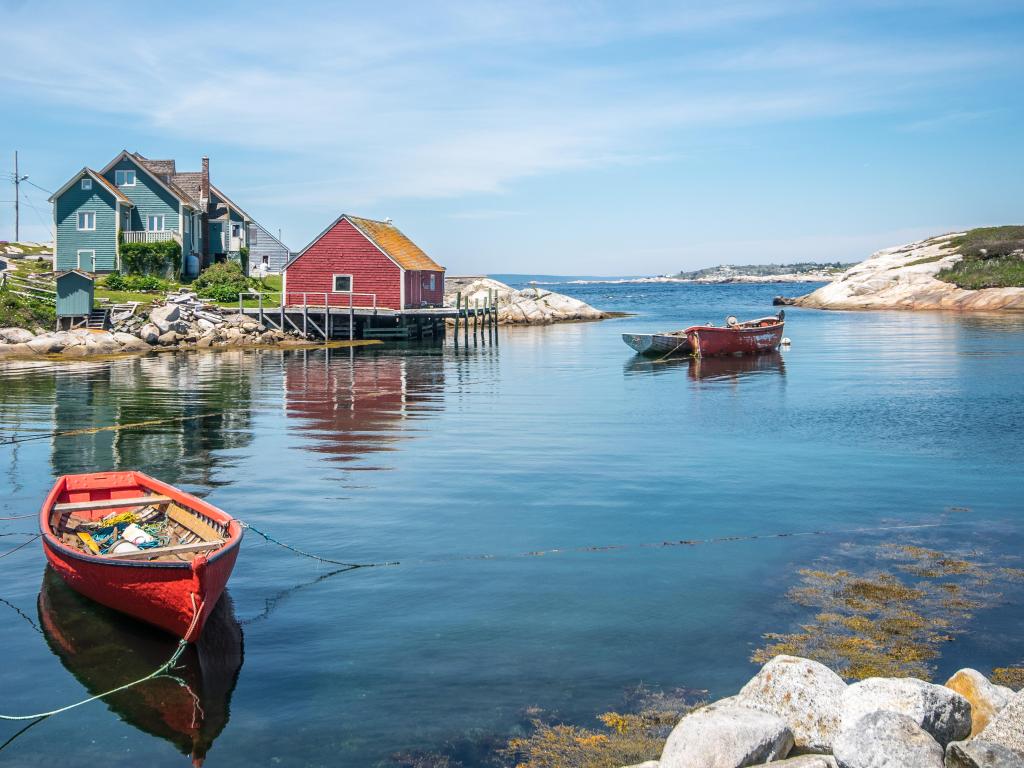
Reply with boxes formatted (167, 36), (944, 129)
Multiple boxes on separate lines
(54, 495), (173, 514)
(104, 539), (224, 560)
(166, 504), (222, 543)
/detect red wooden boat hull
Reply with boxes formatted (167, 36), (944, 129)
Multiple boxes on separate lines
(686, 317), (784, 357)
(39, 471), (243, 642)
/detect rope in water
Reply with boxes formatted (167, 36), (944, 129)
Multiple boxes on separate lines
(237, 521), (399, 569)
(0, 535), (39, 560)
(0, 412), (224, 446)
(0, 594), (202, 722)
(0, 514), (35, 520)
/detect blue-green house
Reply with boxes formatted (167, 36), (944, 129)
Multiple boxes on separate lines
(49, 151), (265, 277)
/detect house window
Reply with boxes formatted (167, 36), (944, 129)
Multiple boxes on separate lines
(77, 211), (96, 231)
(262, 255), (269, 265)
(76, 250), (95, 270)
(333, 274), (353, 292)
(428, 274), (436, 291)
(115, 169), (136, 186)
(81, 178), (92, 191)
(231, 223), (242, 238)
(146, 215), (165, 231)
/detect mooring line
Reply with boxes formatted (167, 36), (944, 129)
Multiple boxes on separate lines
(0, 535), (39, 560)
(238, 521), (399, 569)
(0, 513), (35, 521)
(0, 412), (224, 445)
(0, 596), (42, 635)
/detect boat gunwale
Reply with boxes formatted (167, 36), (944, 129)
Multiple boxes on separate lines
(39, 471), (243, 571)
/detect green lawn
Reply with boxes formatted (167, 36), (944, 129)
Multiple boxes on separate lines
(936, 225), (1024, 289)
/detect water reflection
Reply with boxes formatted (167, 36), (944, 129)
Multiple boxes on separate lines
(624, 351), (786, 382)
(49, 353), (259, 484)
(284, 347), (445, 463)
(37, 568), (243, 765)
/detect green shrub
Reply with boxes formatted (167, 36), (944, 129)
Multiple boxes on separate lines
(100, 273), (170, 292)
(935, 225), (1024, 289)
(239, 246), (250, 277)
(119, 239), (181, 278)
(193, 261), (252, 302)
(0, 287), (56, 328)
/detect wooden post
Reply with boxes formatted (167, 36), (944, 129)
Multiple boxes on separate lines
(463, 295), (469, 345)
(454, 291), (461, 338)
(325, 303), (331, 340)
(349, 298), (355, 341)
(473, 298), (479, 335)
(303, 304), (309, 339)
(258, 292), (264, 327)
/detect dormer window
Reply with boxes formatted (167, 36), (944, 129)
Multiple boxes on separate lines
(115, 169), (136, 187)
(81, 178), (92, 191)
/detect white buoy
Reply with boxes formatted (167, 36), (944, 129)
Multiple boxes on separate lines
(781, 337), (792, 346)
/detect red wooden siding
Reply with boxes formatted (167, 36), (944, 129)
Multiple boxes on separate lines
(285, 219), (402, 308)
(404, 270), (444, 307)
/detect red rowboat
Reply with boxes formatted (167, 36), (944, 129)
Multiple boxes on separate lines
(686, 311), (785, 357)
(39, 471), (243, 642)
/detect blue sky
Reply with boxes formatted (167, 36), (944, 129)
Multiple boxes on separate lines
(1, 0), (1022, 274)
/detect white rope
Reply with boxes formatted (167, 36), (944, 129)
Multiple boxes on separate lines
(0, 594), (203, 722)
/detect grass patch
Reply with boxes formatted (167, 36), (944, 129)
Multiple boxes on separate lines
(935, 225), (1024, 289)
(501, 688), (700, 768)
(752, 543), (1022, 681)
(904, 254), (947, 267)
(0, 289), (55, 328)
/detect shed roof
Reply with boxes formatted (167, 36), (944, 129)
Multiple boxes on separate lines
(55, 269), (95, 281)
(346, 216), (444, 271)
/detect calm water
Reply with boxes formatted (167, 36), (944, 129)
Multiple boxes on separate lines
(2, 282), (1023, 766)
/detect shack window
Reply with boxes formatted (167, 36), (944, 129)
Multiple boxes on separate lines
(428, 274), (436, 290)
(81, 178), (92, 191)
(77, 211), (96, 231)
(332, 274), (353, 292)
(115, 169), (136, 186)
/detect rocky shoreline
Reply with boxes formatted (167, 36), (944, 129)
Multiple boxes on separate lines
(445, 276), (613, 324)
(618, 655), (1023, 768)
(791, 234), (1024, 312)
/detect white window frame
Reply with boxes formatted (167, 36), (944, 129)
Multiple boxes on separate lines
(76, 250), (95, 270)
(76, 211), (96, 231)
(146, 214), (166, 232)
(428, 274), (436, 290)
(115, 169), (136, 187)
(81, 178), (92, 191)
(332, 274), (353, 293)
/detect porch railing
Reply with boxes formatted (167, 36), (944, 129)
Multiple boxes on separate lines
(122, 231), (181, 244)
(283, 291), (378, 309)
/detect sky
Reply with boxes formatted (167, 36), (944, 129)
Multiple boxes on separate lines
(1, 0), (1022, 275)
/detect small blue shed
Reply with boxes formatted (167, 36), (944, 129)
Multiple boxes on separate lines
(55, 270), (96, 329)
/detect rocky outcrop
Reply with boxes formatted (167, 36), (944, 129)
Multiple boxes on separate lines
(945, 739), (1024, 767)
(445, 276), (610, 325)
(833, 711), (945, 768)
(0, 327), (34, 344)
(659, 700), (793, 767)
(841, 677), (972, 747)
(945, 669), (1015, 737)
(736, 654), (846, 753)
(976, 690), (1024, 758)
(793, 234), (1024, 312)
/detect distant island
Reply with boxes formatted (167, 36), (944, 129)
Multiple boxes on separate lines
(526, 261), (853, 286)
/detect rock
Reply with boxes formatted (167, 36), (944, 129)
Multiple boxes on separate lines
(26, 333), (64, 354)
(945, 669), (1014, 737)
(220, 313), (248, 326)
(834, 711), (944, 768)
(794, 233), (1024, 313)
(736, 655), (846, 753)
(842, 677), (972, 747)
(945, 739), (1024, 767)
(82, 331), (121, 355)
(156, 331), (181, 346)
(977, 690), (1024, 757)
(620, 763), (659, 768)
(196, 337), (215, 348)
(772, 757), (839, 768)
(139, 323), (161, 344)
(197, 318), (216, 332)
(148, 303), (181, 333)
(0, 342), (33, 356)
(659, 700), (793, 768)
(0, 327), (34, 344)
(113, 332), (150, 352)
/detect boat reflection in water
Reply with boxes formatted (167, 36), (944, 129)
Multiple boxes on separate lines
(37, 567), (243, 766)
(624, 351), (786, 382)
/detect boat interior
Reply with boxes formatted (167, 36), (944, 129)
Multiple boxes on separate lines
(50, 491), (230, 563)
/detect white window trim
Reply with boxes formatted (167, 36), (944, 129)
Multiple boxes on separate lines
(332, 274), (353, 293)
(76, 211), (96, 231)
(81, 178), (93, 191)
(146, 214), (166, 232)
(115, 169), (136, 187)
(76, 250), (95, 270)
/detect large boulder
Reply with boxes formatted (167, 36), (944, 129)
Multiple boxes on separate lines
(148, 303), (180, 333)
(842, 677), (972, 747)
(736, 655), (847, 753)
(82, 331), (121, 355)
(834, 711), (944, 768)
(0, 327), (34, 344)
(945, 669), (1014, 737)
(139, 323), (161, 344)
(112, 332), (151, 352)
(157, 331), (181, 346)
(945, 739), (1024, 767)
(26, 333), (65, 354)
(659, 700), (793, 768)
(977, 690), (1024, 758)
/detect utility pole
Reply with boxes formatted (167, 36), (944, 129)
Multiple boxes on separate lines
(14, 151), (20, 242)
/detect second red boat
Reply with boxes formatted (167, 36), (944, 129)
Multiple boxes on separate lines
(686, 311), (786, 357)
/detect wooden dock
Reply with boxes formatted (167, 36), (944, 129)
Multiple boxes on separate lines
(237, 289), (500, 342)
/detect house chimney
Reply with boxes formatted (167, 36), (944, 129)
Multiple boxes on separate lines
(201, 156), (210, 203)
